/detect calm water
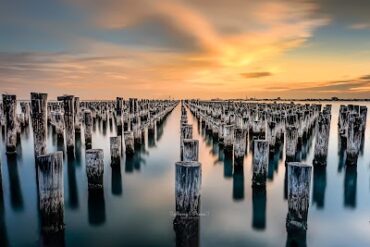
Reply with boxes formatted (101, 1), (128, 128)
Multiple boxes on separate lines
(1, 102), (370, 247)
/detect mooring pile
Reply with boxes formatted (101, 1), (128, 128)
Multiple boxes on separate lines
(338, 104), (367, 165)
(184, 99), (367, 241)
(0, 93), (178, 240)
(173, 101), (202, 247)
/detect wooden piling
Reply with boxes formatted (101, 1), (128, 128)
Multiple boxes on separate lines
(2, 94), (17, 153)
(31, 92), (48, 157)
(252, 140), (269, 186)
(37, 152), (64, 233)
(124, 131), (135, 155)
(182, 139), (199, 162)
(110, 136), (121, 166)
(286, 162), (312, 231)
(85, 149), (104, 189)
(175, 161), (201, 216)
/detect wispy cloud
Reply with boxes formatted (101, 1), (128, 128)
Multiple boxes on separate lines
(241, 72), (272, 79)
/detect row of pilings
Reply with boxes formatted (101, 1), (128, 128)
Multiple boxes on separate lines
(184, 99), (367, 246)
(173, 102), (202, 247)
(0, 93), (178, 245)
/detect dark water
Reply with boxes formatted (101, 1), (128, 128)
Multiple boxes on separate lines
(1, 102), (370, 246)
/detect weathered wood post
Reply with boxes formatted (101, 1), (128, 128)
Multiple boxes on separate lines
(37, 152), (64, 233)
(85, 149), (104, 189)
(2, 94), (17, 153)
(57, 95), (75, 154)
(74, 97), (81, 133)
(252, 140), (269, 186)
(124, 131), (135, 156)
(20, 102), (30, 126)
(116, 97), (123, 136)
(346, 113), (362, 165)
(51, 111), (65, 140)
(266, 121), (277, 152)
(286, 162), (312, 231)
(313, 113), (331, 166)
(223, 124), (234, 154)
(110, 136), (121, 166)
(31, 92), (48, 158)
(182, 139), (199, 162)
(234, 128), (246, 165)
(83, 110), (93, 149)
(175, 161), (201, 216)
(285, 125), (298, 162)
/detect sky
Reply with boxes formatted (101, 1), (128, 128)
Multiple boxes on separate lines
(0, 0), (370, 99)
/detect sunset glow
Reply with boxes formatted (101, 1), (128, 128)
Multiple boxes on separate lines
(1, 0), (369, 99)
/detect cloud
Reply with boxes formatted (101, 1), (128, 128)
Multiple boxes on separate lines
(69, 0), (329, 67)
(263, 74), (370, 94)
(240, 72), (272, 79)
(350, 23), (370, 30)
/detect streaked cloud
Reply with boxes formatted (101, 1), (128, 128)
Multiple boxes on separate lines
(241, 72), (272, 79)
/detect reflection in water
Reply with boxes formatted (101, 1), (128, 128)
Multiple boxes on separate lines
(0, 168), (8, 246)
(344, 165), (357, 208)
(125, 151), (146, 173)
(252, 185), (266, 230)
(223, 153), (233, 178)
(88, 188), (106, 226)
(233, 163), (244, 201)
(111, 163), (122, 196)
(148, 128), (156, 148)
(67, 155), (79, 210)
(284, 165), (288, 200)
(338, 137), (346, 173)
(40, 230), (65, 247)
(313, 166), (327, 209)
(268, 145), (282, 181)
(6, 154), (24, 211)
(286, 228), (307, 247)
(173, 216), (199, 247)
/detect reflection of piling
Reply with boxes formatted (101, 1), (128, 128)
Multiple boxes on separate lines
(124, 131), (135, 156)
(182, 139), (199, 162)
(85, 149), (104, 189)
(344, 165), (357, 208)
(37, 152), (64, 233)
(252, 140), (268, 186)
(31, 92), (48, 158)
(2, 94), (17, 153)
(0, 163), (8, 246)
(233, 165), (244, 201)
(173, 213), (199, 247)
(286, 162), (312, 231)
(110, 136), (121, 166)
(313, 166), (326, 209)
(88, 188), (106, 226)
(175, 161), (201, 217)
(252, 185), (266, 230)
(313, 113), (330, 166)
